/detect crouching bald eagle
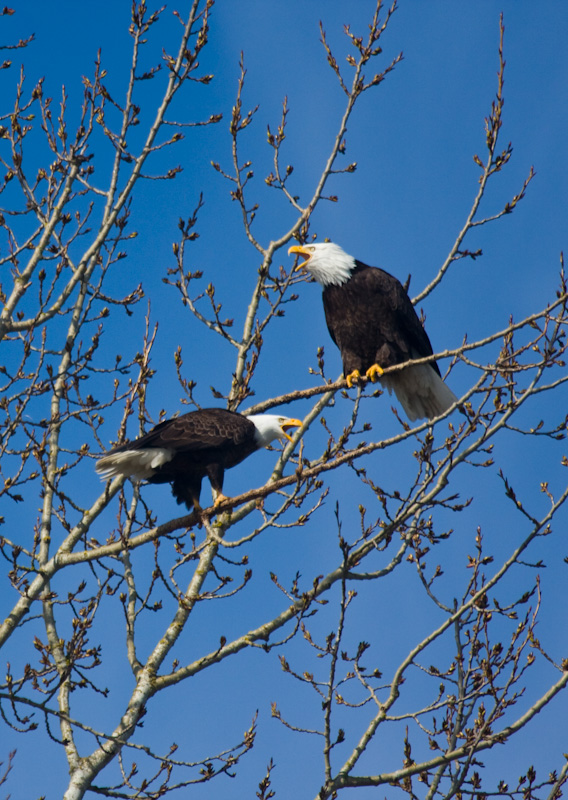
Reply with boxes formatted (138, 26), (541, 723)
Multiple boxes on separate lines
(289, 242), (457, 421)
(96, 407), (302, 510)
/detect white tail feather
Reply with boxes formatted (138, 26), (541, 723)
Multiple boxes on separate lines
(96, 448), (174, 481)
(381, 364), (458, 422)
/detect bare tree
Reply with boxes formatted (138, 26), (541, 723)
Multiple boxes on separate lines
(1, 2), (567, 799)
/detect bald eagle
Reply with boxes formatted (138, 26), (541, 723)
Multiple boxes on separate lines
(289, 242), (457, 421)
(96, 407), (302, 510)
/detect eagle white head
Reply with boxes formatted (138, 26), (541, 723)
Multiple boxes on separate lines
(247, 414), (302, 447)
(288, 242), (356, 287)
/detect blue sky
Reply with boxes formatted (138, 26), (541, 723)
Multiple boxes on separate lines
(1, 2), (568, 798)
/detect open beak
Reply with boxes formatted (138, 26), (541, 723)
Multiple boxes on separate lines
(288, 244), (311, 271)
(281, 418), (302, 442)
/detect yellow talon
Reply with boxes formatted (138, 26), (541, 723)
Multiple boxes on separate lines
(365, 364), (384, 382)
(213, 492), (229, 508)
(345, 369), (361, 388)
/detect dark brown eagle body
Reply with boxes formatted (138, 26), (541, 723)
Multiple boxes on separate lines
(322, 262), (441, 380)
(130, 409), (259, 509)
(96, 408), (301, 510)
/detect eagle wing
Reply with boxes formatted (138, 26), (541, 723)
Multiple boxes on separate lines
(124, 408), (256, 454)
(375, 267), (441, 376)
